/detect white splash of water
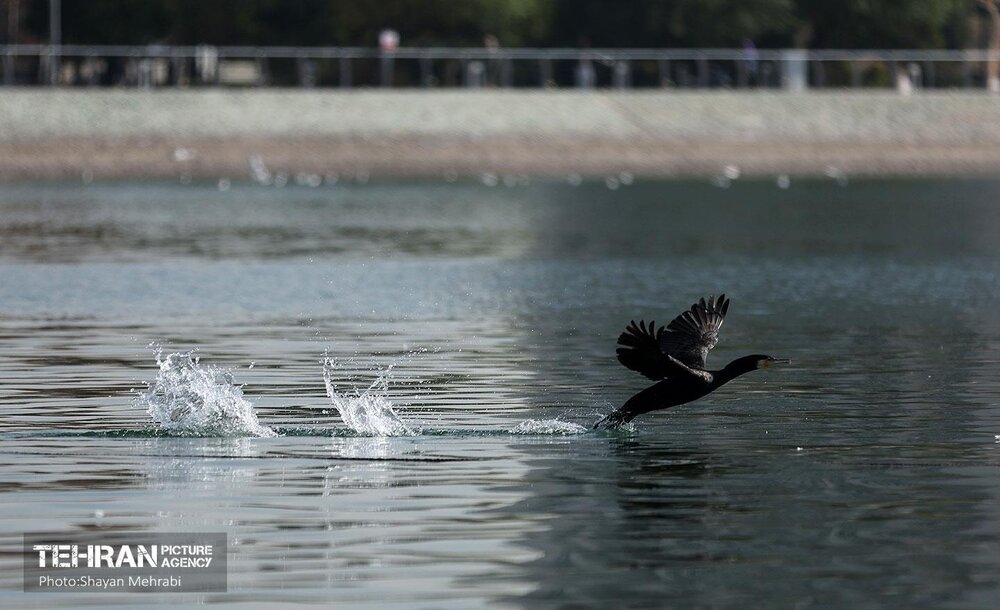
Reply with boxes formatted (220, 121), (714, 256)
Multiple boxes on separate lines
(322, 356), (414, 437)
(135, 350), (276, 438)
(508, 419), (588, 435)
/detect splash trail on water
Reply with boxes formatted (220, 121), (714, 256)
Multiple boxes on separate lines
(133, 350), (588, 438)
(322, 356), (415, 436)
(134, 350), (277, 438)
(321, 355), (588, 436)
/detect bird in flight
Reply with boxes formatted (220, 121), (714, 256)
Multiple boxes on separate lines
(595, 294), (787, 429)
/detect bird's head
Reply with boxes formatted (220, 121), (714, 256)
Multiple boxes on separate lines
(720, 354), (791, 379)
(754, 355), (791, 369)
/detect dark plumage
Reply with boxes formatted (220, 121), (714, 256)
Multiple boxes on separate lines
(595, 294), (787, 429)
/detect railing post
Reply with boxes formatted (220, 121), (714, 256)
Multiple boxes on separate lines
(255, 52), (268, 86)
(736, 57), (748, 88)
(780, 49), (807, 91)
(339, 56), (352, 88)
(990, 49), (1000, 93)
(137, 58), (151, 89)
(575, 51), (595, 88)
(612, 60), (630, 89)
(419, 54), (432, 87)
(539, 57), (552, 87)
(811, 59), (825, 88)
(379, 51), (394, 87)
(500, 57), (512, 87)
(195, 44), (218, 85)
(171, 50), (185, 86)
(658, 59), (670, 87)
(48, 0), (60, 86)
(297, 55), (317, 87)
(465, 60), (484, 88)
(3, 48), (13, 86)
(850, 60), (862, 88)
(696, 55), (709, 87)
(761, 61), (774, 87)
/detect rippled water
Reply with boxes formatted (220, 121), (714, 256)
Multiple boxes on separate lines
(2, 178), (1000, 608)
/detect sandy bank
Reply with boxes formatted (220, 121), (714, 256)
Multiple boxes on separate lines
(2, 89), (1000, 180)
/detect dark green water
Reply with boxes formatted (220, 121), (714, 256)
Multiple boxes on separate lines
(1, 178), (999, 608)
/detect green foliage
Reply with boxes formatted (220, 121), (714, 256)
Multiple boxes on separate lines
(23, 0), (171, 44)
(795, 0), (971, 49)
(543, 0), (799, 48)
(11, 0), (984, 49)
(314, 0), (553, 47)
(667, 0), (799, 47)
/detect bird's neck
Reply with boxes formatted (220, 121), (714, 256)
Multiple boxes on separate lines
(714, 355), (760, 387)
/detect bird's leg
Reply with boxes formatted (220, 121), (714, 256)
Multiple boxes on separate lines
(593, 409), (630, 430)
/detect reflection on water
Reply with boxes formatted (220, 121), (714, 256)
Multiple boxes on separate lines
(1, 179), (999, 608)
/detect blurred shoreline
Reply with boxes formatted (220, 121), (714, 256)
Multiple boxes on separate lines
(4, 89), (1000, 180)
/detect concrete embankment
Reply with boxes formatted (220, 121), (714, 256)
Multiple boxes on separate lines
(3, 89), (1000, 180)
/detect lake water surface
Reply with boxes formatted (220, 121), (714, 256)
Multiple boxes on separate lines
(2, 178), (999, 608)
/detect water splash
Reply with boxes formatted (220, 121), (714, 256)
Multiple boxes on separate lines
(322, 356), (414, 437)
(592, 412), (636, 432)
(133, 349), (590, 438)
(508, 419), (588, 435)
(134, 350), (277, 438)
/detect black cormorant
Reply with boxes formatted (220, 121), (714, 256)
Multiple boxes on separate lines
(595, 294), (787, 429)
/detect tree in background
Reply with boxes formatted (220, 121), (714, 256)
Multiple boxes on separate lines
(13, 0), (982, 49)
(794, 0), (969, 49)
(545, 0), (797, 48)
(23, 0), (552, 47)
(23, 0), (171, 44)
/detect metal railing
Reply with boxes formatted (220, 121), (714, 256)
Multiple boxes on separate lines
(3, 44), (1000, 90)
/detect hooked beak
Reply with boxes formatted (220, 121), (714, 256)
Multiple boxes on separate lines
(762, 357), (791, 368)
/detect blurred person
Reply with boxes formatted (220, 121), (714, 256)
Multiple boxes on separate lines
(484, 33), (501, 86)
(742, 38), (759, 86)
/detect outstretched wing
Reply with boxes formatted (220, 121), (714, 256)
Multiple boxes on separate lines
(616, 295), (731, 379)
(659, 294), (730, 369)
(616, 319), (670, 380)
